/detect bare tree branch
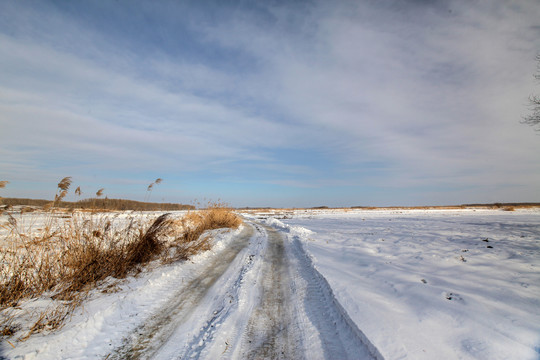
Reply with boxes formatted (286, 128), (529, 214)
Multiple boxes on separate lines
(522, 54), (540, 131)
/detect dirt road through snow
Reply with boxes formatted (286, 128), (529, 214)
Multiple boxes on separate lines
(106, 221), (382, 359)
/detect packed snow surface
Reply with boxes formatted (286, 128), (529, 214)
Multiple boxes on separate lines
(1, 208), (539, 359)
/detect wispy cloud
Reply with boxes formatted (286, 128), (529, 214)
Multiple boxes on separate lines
(1, 0), (539, 206)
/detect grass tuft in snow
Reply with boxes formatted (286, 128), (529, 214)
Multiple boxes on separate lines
(0, 178), (242, 339)
(165, 202), (243, 262)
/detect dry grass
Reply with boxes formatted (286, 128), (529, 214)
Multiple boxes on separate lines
(0, 179), (242, 339)
(1, 207), (242, 338)
(166, 202), (243, 261)
(1, 212), (153, 306)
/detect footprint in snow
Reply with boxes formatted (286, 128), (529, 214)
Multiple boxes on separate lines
(444, 292), (464, 302)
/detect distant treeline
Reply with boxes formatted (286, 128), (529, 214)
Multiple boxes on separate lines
(350, 203), (540, 209)
(0, 198), (194, 211)
(460, 202), (540, 207)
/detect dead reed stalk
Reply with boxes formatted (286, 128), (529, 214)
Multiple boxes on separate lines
(1, 197), (242, 338)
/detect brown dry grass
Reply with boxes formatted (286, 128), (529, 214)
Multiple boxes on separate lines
(1, 206), (242, 338)
(166, 203), (243, 261)
(1, 212), (156, 306)
(0, 179), (242, 339)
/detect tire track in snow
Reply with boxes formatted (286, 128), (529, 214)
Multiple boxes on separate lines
(172, 223), (265, 360)
(288, 233), (385, 360)
(239, 222), (383, 360)
(106, 225), (255, 360)
(239, 225), (301, 360)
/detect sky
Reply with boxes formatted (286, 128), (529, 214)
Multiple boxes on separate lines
(1, 0), (540, 208)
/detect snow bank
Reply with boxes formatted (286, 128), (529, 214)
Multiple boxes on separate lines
(1, 225), (245, 359)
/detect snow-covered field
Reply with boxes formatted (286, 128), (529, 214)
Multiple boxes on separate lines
(274, 208), (540, 359)
(1, 208), (539, 359)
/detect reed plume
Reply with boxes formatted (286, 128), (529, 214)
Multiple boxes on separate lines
(145, 178), (163, 202)
(0, 180), (7, 204)
(57, 177), (72, 191)
(50, 177), (72, 211)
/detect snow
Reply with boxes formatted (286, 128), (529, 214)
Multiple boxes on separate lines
(1, 223), (247, 359)
(1, 208), (539, 359)
(274, 208), (540, 360)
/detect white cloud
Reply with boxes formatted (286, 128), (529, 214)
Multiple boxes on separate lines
(1, 0), (539, 205)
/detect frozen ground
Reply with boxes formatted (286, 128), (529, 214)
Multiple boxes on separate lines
(1, 208), (539, 359)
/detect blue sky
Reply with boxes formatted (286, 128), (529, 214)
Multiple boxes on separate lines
(1, 0), (539, 208)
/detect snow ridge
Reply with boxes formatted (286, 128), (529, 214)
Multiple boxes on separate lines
(289, 234), (385, 360)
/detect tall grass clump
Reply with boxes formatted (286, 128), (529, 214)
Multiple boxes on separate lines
(0, 178), (242, 338)
(0, 212), (167, 305)
(167, 202), (243, 261)
(0, 180), (9, 208)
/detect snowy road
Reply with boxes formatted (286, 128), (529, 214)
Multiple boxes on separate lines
(106, 221), (382, 360)
(3, 209), (539, 359)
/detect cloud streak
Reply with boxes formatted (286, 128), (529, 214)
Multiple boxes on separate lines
(1, 0), (539, 207)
